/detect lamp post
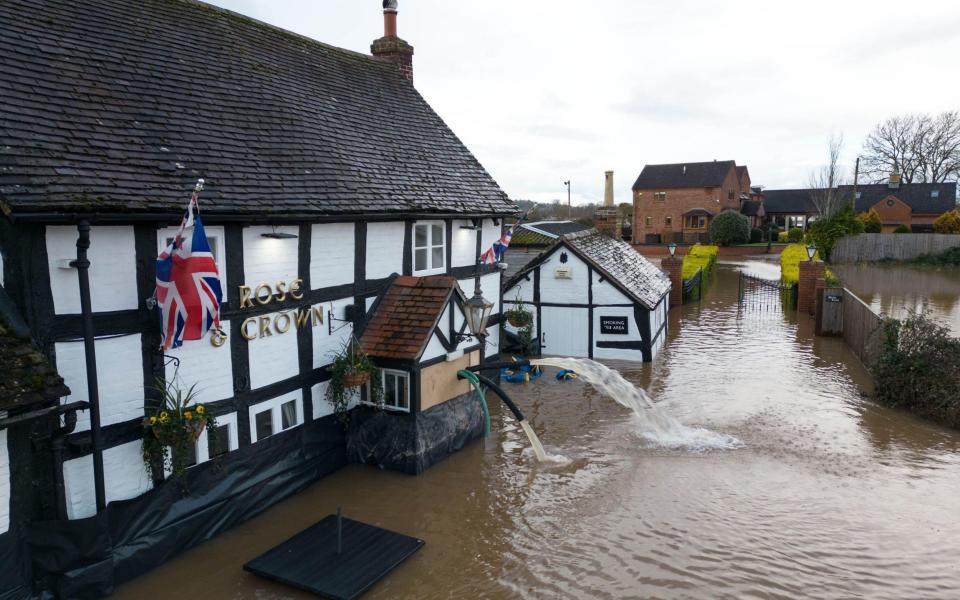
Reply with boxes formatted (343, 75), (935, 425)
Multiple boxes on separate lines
(806, 244), (817, 261)
(563, 180), (571, 220)
(667, 242), (677, 257)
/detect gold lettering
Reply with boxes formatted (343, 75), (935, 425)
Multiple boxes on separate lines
(241, 318), (257, 340)
(312, 306), (325, 326)
(239, 285), (254, 308)
(275, 281), (288, 303)
(274, 312), (291, 334)
(209, 327), (227, 347)
(295, 307), (312, 329)
(255, 284), (273, 306)
(290, 278), (305, 300)
(258, 315), (272, 337)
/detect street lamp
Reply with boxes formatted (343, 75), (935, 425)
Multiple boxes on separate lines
(806, 244), (817, 260)
(668, 242), (677, 257)
(463, 287), (494, 340)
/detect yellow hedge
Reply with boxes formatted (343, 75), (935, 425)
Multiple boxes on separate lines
(780, 243), (835, 285)
(682, 244), (718, 280)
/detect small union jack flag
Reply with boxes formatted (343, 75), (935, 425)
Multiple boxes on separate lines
(480, 216), (524, 264)
(155, 179), (223, 350)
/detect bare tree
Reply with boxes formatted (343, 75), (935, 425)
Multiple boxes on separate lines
(862, 111), (960, 183)
(808, 133), (847, 218)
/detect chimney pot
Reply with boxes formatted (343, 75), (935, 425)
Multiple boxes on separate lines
(371, 0), (413, 81)
(604, 171), (614, 207)
(888, 169), (901, 189)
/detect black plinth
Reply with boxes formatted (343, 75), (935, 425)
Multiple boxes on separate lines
(243, 515), (424, 600)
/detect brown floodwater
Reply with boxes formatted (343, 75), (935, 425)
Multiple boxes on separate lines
(115, 262), (960, 600)
(831, 263), (960, 335)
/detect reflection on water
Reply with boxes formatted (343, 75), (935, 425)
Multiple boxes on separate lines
(832, 263), (960, 335)
(115, 263), (960, 600)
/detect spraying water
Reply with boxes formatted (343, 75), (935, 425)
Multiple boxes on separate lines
(519, 420), (547, 461)
(531, 357), (740, 450)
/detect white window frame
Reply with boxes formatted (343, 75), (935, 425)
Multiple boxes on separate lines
(249, 396), (303, 443)
(368, 369), (410, 412)
(413, 221), (446, 275)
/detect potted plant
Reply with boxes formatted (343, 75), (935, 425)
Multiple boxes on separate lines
(504, 296), (533, 328)
(326, 338), (382, 426)
(142, 379), (218, 482)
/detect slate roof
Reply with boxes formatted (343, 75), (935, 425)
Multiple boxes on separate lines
(0, 0), (515, 219)
(840, 183), (957, 214)
(358, 276), (461, 361)
(0, 287), (70, 412)
(762, 189), (819, 214)
(504, 230), (670, 310)
(510, 221), (591, 246)
(633, 161), (736, 190)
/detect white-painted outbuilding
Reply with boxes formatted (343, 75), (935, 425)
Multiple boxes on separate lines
(502, 230), (671, 362)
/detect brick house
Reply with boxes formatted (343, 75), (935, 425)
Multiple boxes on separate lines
(632, 160), (749, 244)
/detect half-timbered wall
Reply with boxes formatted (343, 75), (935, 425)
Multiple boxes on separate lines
(34, 217), (504, 520)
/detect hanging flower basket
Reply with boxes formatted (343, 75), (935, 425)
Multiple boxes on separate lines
(326, 338), (383, 427)
(341, 370), (371, 387)
(142, 380), (218, 482)
(505, 296), (533, 327)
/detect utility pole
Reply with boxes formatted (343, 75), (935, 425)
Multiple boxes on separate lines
(852, 156), (860, 209)
(563, 180), (571, 220)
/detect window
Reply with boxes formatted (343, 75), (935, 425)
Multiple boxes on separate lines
(665, 216), (672, 226)
(414, 222), (445, 273)
(645, 216), (653, 227)
(653, 192), (667, 202)
(208, 423), (230, 459)
(685, 215), (707, 229)
(382, 370), (410, 411)
(251, 397), (302, 442)
(255, 409), (273, 440)
(728, 191), (735, 200)
(281, 400), (297, 430)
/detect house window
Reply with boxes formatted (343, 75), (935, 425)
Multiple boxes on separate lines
(208, 423), (230, 459)
(281, 399), (297, 430)
(414, 223), (445, 274)
(684, 215), (707, 229)
(654, 192), (667, 202)
(255, 409), (273, 440)
(665, 216), (672, 226)
(728, 191), (735, 200)
(645, 216), (653, 227)
(383, 369), (410, 412)
(251, 397), (302, 442)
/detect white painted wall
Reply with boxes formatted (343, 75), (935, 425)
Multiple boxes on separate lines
(457, 272), (501, 316)
(157, 224), (227, 301)
(450, 219), (477, 267)
(422, 332), (447, 362)
(592, 271), (633, 305)
(0, 430), (8, 534)
(540, 306), (589, 357)
(249, 391), (303, 443)
(313, 297), (356, 368)
(248, 311), (299, 390)
(311, 380), (360, 420)
(194, 411), (238, 464)
(55, 334), (145, 432)
(593, 306), (644, 361)
(47, 226), (138, 314)
(243, 226), (299, 287)
(366, 222), (404, 279)
(503, 273), (535, 305)
(311, 223), (354, 289)
(481, 218), (501, 257)
(538, 247), (589, 305)
(63, 441), (153, 520)
(165, 322), (234, 404)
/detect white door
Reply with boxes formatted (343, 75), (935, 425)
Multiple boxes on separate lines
(540, 306), (589, 357)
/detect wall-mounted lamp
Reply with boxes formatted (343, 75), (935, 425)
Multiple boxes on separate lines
(261, 225), (297, 240)
(806, 244), (817, 261)
(667, 242), (677, 257)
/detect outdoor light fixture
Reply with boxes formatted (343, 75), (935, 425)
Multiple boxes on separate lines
(261, 225), (297, 240)
(668, 242), (677, 257)
(806, 244), (817, 260)
(462, 288), (494, 340)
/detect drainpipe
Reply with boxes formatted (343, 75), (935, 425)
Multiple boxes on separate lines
(74, 221), (106, 513)
(474, 219), (485, 364)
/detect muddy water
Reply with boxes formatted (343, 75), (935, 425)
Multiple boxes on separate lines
(832, 263), (960, 335)
(115, 262), (960, 600)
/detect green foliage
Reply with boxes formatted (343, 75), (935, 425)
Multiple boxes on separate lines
(893, 224), (911, 233)
(749, 227), (764, 243)
(709, 210), (750, 246)
(872, 312), (960, 429)
(805, 204), (864, 262)
(786, 227), (804, 242)
(858, 208), (882, 233)
(780, 243), (815, 286)
(933, 209), (960, 234)
(326, 338), (382, 427)
(914, 246), (960, 266)
(682, 244), (718, 279)
(142, 379), (218, 483)
(504, 296), (535, 356)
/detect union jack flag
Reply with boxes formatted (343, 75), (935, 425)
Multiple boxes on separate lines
(480, 216), (525, 264)
(155, 179), (223, 350)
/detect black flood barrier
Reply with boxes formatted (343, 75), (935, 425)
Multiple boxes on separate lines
(243, 513), (424, 600)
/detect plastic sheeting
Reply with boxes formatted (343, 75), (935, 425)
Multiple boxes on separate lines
(0, 530), (30, 600)
(26, 416), (346, 599)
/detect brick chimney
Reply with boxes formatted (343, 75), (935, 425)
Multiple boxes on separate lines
(371, 0), (414, 82)
(595, 171), (621, 238)
(603, 170), (614, 207)
(888, 168), (901, 189)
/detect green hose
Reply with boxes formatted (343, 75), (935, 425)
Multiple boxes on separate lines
(458, 369), (491, 438)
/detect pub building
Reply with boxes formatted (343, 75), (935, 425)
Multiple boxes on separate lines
(0, 0), (515, 596)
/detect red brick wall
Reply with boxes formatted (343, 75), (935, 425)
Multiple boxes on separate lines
(871, 195), (912, 228)
(633, 164), (741, 242)
(662, 256), (683, 307)
(798, 260), (825, 315)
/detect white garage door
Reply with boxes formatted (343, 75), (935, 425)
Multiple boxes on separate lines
(540, 306), (589, 358)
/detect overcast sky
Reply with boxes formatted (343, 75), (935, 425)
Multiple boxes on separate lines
(208, 0), (960, 205)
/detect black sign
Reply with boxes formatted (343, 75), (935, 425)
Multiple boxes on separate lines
(600, 316), (629, 334)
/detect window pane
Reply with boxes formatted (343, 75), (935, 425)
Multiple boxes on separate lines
(209, 424), (229, 458)
(281, 400), (297, 430)
(397, 376), (408, 409)
(431, 246), (444, 269)
(431, 224), (443, 243)
(415, 249), (427, 271)
(415, 225), (427, 248)
(385, 374), (397, 407)
(255, 410), (273, 440)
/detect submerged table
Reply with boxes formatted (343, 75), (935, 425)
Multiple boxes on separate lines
(243, 514), (425, 600)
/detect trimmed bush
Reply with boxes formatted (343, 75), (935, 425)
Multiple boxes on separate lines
(893, 223), (911, 233)
(780, 243), (837, 286)
(786, 227), (804, 242)
(777, 231), (789, 242)
(858, 208), (882, 233)
(709, 210), (750, 245)
(682, 244), (718, 280)
(806, 204), (864, 262)
(933, 209), (960, 234)
(873, 312), (960, 429)
(750, 227), (764, 243)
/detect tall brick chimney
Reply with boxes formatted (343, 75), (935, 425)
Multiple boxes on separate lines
(371, 0), (414, 82)
(595, 171), (621, 238)
(603, 170), (614, 207)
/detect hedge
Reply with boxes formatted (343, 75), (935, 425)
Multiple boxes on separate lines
(682, 244), (718, 280)
(780, 243), (837, 286)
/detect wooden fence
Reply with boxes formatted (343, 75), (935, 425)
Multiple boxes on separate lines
(840, 288), (884, 369)
(831, 233), (960, 263)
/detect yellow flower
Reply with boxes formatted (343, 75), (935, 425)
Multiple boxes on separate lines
(184, 411), (193, 421)
(196, 405), (205, 415)
(159, 411), (170, 424)
(149, 416), (157, 425)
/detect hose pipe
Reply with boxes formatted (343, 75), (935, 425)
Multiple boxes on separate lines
(457, 369), (491, 438)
